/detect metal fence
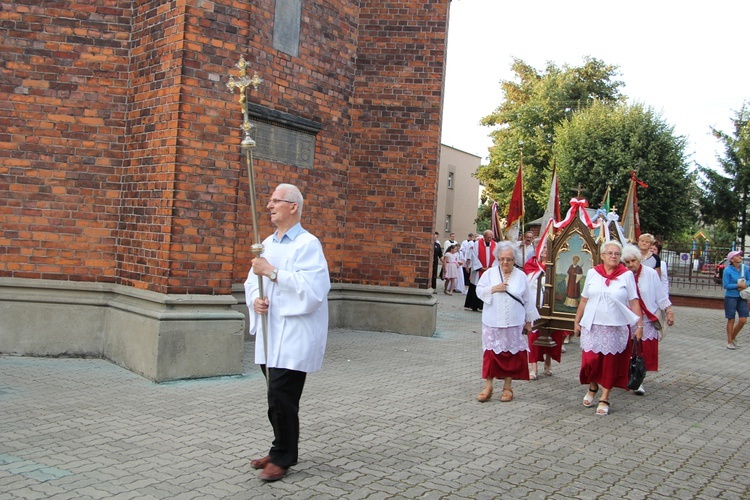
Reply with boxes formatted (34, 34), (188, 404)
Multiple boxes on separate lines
(661, 244), (735, 290)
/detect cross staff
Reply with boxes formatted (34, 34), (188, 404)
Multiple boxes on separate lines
(227, 56), (268, 389)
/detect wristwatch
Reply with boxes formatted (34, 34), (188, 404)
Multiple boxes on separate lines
(269, 269), (278, 281)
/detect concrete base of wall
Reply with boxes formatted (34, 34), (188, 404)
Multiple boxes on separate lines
(231, 282), (437, 338)
(1, 279), (436, 382)
(0, 278), (246, 382)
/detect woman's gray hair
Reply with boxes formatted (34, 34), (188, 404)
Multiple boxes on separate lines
(494, 241), (516, 261)
(600, 239), (623, 255)
(276, 183), (304, 216)
(639, 233), (655, 244)
(620, 243), (641, 262)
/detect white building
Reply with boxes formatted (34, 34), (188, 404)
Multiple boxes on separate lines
(435, 145), (483, 241)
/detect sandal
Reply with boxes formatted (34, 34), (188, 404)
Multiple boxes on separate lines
(477, 387), (493, 402)
(529, 371), (537, 380)
(543, 366), (552, 377)
(583, 386), (598, 407)
(596, 400), (610, 416)
(500, 388), (513, 402)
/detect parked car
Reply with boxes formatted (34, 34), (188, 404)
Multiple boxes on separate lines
(713, 256), (750, 284)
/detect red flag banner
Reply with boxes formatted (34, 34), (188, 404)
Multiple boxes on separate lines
(631, 170), (648, 189)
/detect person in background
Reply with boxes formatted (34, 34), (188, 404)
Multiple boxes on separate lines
(465, 230), (497, 312)
(621, 244), (675, 395)
(637, 233), (661, 277)
(444, 232), (457, 254)
(460, 233), (475, 289)
(722, 250), (750, 350)
(574, 240), (643, 416)
(515, 231), (535, 265)
(432, 232), (443, 293)
(475, 242), (539, 403)
(650, 241), (669, 297)
(244, 183), (331, 482)
(442, 244), (460, 295)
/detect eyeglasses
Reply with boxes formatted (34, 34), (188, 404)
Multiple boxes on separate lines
(498, 258), (515, 262)
(268, 198), (295, 205)
(603, 252), (621, 257)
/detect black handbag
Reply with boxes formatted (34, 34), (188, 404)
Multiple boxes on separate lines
(627, 339), (647, 390)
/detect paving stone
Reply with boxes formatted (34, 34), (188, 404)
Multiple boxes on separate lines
(2, 302), (750, 497)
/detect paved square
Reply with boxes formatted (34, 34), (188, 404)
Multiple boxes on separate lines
(2, 292), (749, 498)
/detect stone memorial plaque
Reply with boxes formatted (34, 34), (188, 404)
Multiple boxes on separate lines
(253, 121), (315, 169)
(272, 0), (301, 57)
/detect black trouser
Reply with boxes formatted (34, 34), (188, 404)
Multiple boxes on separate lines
(431, 259), (440, 289)
(261, 366), (307, 469)
(464, 283), (482, 310)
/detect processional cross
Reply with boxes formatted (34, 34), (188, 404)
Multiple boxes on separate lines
(227, 56), (269, 389)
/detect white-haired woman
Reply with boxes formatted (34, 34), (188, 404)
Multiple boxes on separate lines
(475, 242), (540, 402)
(621, 244), (675, 395)
(573, 240), (643, 416)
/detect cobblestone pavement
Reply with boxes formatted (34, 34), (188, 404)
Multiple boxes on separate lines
(2, 289), (750, 499)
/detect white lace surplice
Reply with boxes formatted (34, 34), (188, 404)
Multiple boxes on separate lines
(642, 320), (659, 341)
(482, 325), (529, 355)
(580, 324), (629, 355)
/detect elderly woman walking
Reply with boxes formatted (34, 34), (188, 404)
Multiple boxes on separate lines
(621, 244), (675, 395)
(574, 240), (643, 416)
(475, 242), (540, 403)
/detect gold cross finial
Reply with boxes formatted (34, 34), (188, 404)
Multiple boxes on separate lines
(227, 56), (263, 149)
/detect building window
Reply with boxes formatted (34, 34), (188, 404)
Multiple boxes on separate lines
(447, 172), (454, 189)
(444, 215), (451, 232)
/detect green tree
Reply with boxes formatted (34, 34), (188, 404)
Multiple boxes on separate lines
(553, 101), (696, 239)
(477, 57), (624, 220)
(698, 105), (750, 244)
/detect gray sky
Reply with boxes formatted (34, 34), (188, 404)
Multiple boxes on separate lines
(441, 0), (749, 172)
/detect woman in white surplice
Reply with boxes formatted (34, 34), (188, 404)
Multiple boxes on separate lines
(475, 242), (540, 403)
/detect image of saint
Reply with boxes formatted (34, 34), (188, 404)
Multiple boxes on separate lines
(564, 255), (583, 307)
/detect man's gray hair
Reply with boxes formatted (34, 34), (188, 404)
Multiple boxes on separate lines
(276, 183), (304, 217)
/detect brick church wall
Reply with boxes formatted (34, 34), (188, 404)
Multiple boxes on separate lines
(1, 1), (131, 282)
(0, 0), (450, 294)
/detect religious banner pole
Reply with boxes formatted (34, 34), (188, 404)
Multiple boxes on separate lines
(227, 56), (269, 390)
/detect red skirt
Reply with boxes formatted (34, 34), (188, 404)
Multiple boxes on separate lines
(527, 330), (568, 363)
(482, 350), (529, 380)
(642, 338), (659, 371)
(579, 349), (629, 390)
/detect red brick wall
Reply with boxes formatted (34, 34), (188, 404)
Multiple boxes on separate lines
(347, 0), (448, 288)
(0, 0), (450, 294)
(0, 1), (130, 282)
